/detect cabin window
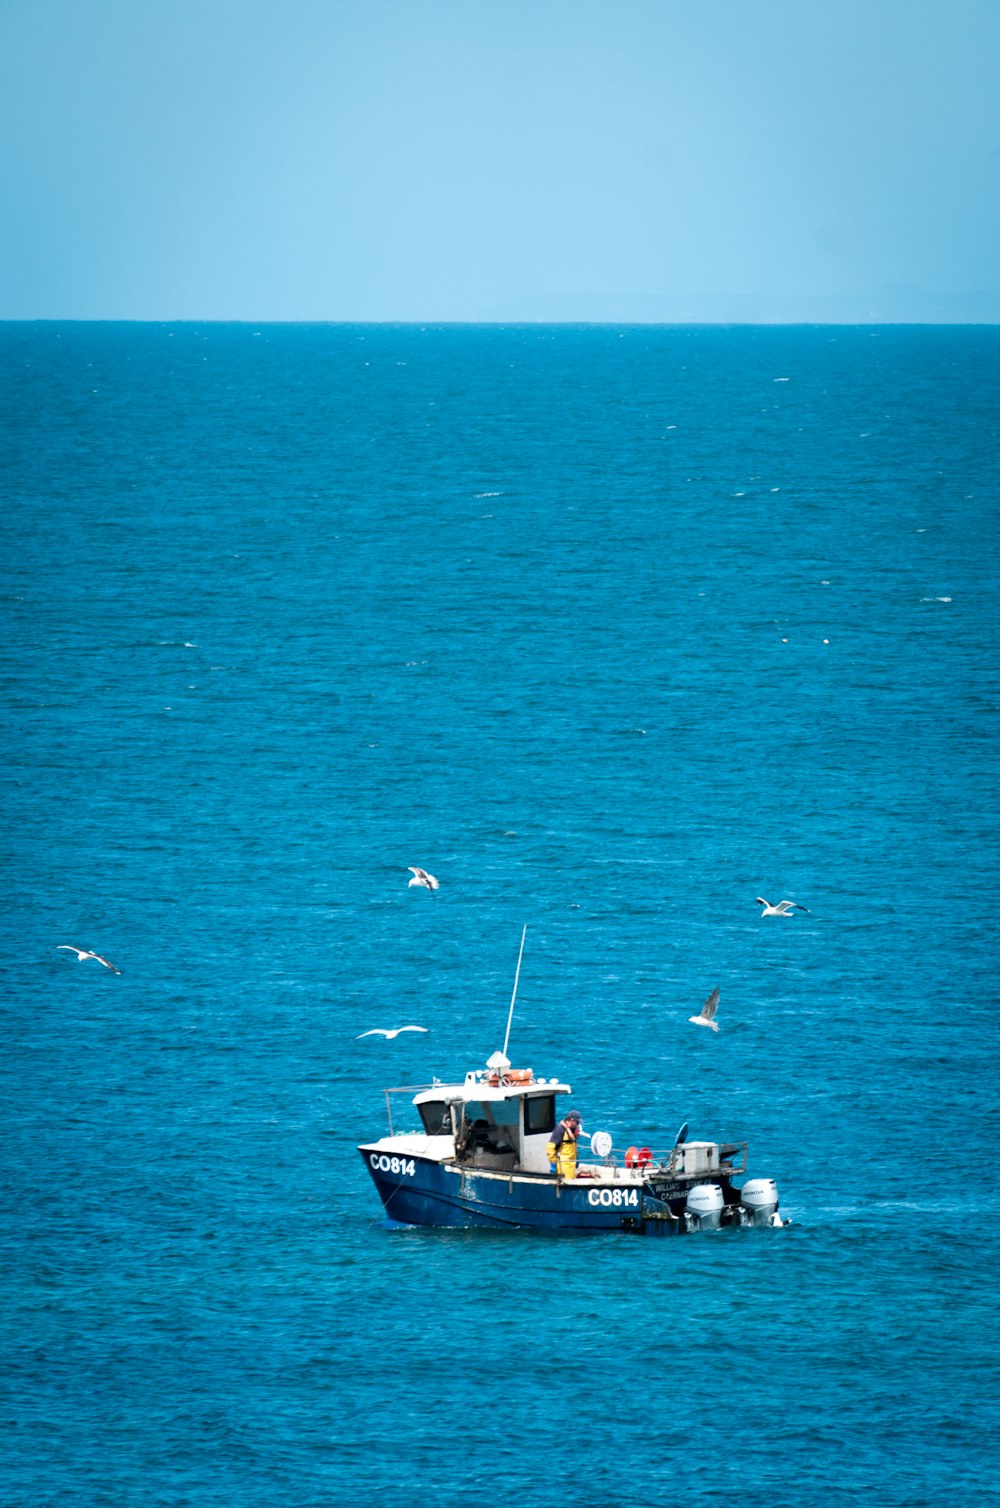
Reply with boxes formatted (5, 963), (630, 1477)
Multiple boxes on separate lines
(417, 1101), (452, 1136)
(462, 1099), (518, 1128)
(523, 1095), (556, 1135)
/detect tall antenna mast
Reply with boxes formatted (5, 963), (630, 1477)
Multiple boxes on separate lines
(502, 924), (527, 1061)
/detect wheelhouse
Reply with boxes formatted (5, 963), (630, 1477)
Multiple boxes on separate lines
(395, 1068), (572, 1174)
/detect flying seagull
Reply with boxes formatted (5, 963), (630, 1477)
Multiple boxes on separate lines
(408, 867), (439, 890)
(688, 986), (720, 1032)
(357, 1026), (428, 1040)
(57, 946), (121, 975)
(756, 897), (810, 918)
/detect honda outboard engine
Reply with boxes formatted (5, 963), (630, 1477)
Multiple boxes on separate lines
(741, 1177), (780, 1227)
(685, 1183), (724, 1232)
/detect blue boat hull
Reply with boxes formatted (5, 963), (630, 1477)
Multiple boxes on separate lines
(359, 1147), (677, 1231)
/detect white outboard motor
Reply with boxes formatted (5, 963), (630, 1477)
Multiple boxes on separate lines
(685, 1183), (724, 1232)
(741, 1177), (780, 1227)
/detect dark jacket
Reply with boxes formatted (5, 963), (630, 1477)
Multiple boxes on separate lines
(550, 1119), (580, 1151)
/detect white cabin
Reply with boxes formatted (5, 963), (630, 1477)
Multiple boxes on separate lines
(382, 1068), (572, 1174)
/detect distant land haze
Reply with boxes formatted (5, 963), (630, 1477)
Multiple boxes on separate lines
(478, 286), (1000, 325)
(15, 287), (1000, 325)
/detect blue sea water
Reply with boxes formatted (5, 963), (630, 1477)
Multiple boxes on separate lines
(1, 322), (998, 1507)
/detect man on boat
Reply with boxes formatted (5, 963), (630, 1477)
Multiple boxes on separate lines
(547, 1110), (583, 1178)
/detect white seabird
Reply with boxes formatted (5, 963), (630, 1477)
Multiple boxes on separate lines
(356, 1026), (429, 1040)
(57, 946), (121, 975)
(408, 867), (439, 890)
(756, 897), (810, 918)
(688, 986), (720, 1032)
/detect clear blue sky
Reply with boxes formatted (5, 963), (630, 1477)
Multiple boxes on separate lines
(2, 0), (998, 320)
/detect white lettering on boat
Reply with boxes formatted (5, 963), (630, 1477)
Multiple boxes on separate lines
(370, 1154), (417, 1177)
(587, 1188), (639, 1207)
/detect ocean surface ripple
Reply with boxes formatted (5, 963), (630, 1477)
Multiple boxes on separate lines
(2, 322), (998, 1507)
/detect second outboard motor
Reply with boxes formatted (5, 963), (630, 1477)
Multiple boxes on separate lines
(741, 1177), (780, 1227)
(685, 1183), (724, 1232)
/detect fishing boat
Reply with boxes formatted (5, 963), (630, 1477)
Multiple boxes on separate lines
(358, 931), (787, 1235)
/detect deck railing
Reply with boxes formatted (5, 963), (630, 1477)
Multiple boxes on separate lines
(382, 1084), (439, 1136)
(574, 1141), (748, 1177)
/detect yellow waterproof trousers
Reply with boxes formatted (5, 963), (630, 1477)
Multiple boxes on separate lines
(546, 1141), (578, 1179)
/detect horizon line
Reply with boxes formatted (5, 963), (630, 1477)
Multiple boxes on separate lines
(3, 316), (1000, 328)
